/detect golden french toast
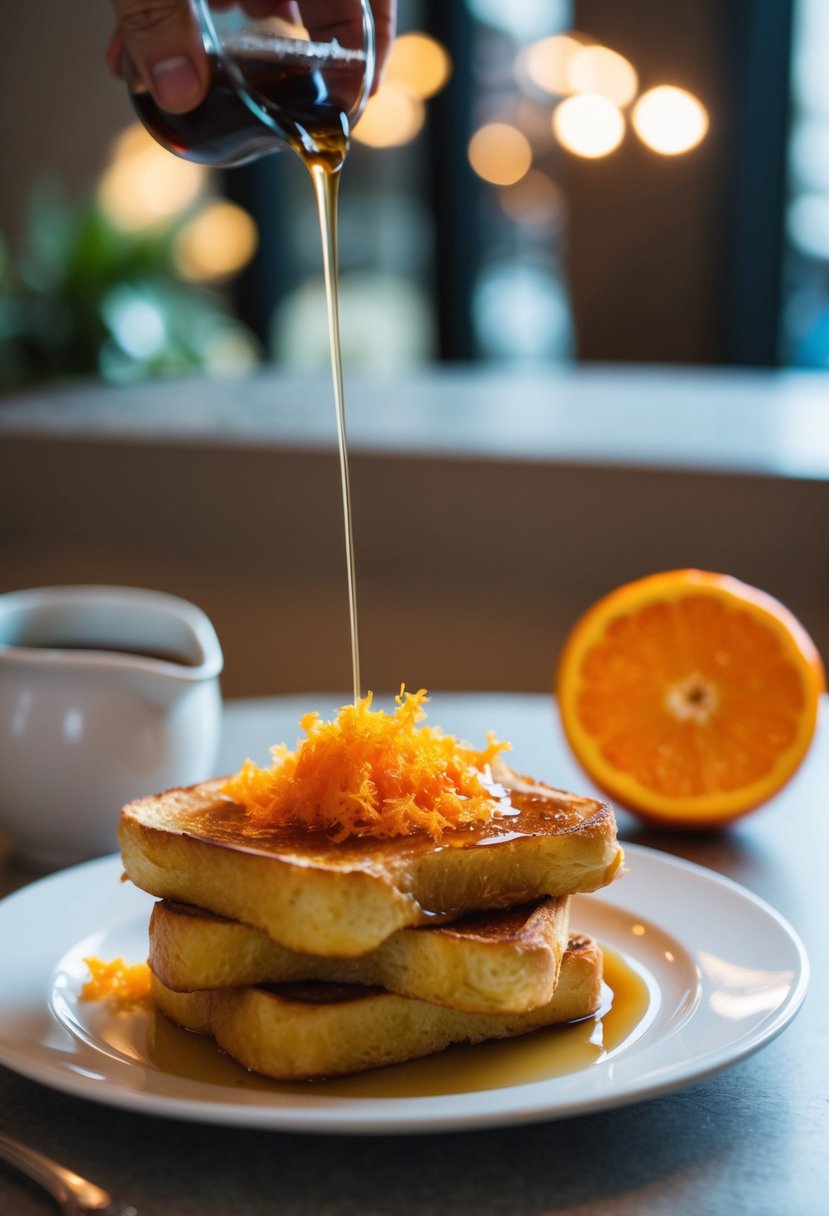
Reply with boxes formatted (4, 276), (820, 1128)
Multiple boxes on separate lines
(149, 895), (571, 1015)
(121, 766), (622, 958)
(150, 934), (603, 1080)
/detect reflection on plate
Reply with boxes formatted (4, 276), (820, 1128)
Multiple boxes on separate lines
(0, 845), (808, 1134)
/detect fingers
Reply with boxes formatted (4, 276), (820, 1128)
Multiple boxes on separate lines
(241, 0), (284, 16)
(106, 28), (126, 78)
(107, 1), (397, 110)
(370, 0), (396, 79)
(295, 0), (395, 90)
(109, 0), (209, 113)
(210, 1), (302, 23)
(291, 0), (359, 47)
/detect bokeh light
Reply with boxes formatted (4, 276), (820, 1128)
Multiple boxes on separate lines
(173, 201), (258, 281)
(274, 272), (433, 367)
(102, 288), (167, 360)
(474, 261), (572, 360)
(467, 0), (570, 42)
(787, 194), (829, 260)
(790, 120), (829, 193)
(567, 46), (638, 107)
(632, 86), (709, 155)
(499, 170), (564, 228)
(513, 99), (559, 147)
(553, 93), (625, 158)
(352, 85), (426, 147)
(386, 32), (452, 100)
(98, 124), (207, 231)
(351, 30), (450, 149)
(519, 34), (582, 97)
(468, 123), (533, 186)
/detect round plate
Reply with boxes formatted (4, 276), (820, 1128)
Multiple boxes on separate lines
(0, 845), (808, 1134)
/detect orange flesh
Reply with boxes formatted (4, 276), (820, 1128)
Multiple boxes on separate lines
(568, 590), (817, 802)
(222, 689), (511, 841)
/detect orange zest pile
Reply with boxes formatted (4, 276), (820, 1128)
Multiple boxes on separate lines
(81, 957), (152, 1009)
(223, 688), (510, 841)
(556, 570), (825, 828)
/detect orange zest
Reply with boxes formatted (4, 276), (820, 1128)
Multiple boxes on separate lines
(556, 570), (825, 828)
(222, 688), (511, 841)
(81, 957), (152, 1008)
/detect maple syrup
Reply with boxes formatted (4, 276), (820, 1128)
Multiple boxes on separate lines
(310, 161), (362, 703)
(130, 33), (365, 701)
(126, 945), (651, 1097)
(129, 40), (365, 170)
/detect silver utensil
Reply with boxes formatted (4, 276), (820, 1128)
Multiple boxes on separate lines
(0, 1129), (137, 1215)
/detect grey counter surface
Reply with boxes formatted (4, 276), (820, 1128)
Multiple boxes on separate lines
(1, 693), (827, 1216)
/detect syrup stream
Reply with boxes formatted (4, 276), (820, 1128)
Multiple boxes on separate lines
(309, 162), (361, 704)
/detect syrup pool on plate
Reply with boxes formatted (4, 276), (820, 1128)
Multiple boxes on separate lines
(70, 945), (652, 1099)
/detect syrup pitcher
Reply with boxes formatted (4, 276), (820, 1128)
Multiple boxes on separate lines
(0, 586), (223, 867)
(126, 0), (375, 169)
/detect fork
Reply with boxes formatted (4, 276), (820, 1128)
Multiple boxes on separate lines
(0, 1129), (137, 1215)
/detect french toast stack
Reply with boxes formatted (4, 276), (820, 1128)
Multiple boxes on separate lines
(120, 756), (624, 1080)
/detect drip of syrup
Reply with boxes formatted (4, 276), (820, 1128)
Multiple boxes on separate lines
(308, 161), (361, 703)
(129, 39), (365, 702)
(281, 80), (362, 704)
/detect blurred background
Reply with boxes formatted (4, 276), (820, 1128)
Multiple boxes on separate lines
(1, 0), (827, 701)
(4, 0), (829, 384)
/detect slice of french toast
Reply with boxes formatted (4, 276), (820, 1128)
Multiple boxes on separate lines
(149, 895), (571, 1014)
(150, 933), (603, 1080)
(121, 768), (622, 957)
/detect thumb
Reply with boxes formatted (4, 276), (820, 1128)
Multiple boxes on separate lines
(111, 0), (209, 113)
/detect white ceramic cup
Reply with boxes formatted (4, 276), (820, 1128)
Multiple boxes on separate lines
(0, 586), (223, 868)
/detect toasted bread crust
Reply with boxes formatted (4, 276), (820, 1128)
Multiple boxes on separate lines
(149, 896), (571, 1014)
(150, 935), (604, 1080)
(121, 773), (622, 956)
(121, 811), (414, 958)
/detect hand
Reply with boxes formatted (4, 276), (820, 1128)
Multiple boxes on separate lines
(108, 0), (396, 114)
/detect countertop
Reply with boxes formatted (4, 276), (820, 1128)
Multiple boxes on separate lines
(2, 364), (829, 480)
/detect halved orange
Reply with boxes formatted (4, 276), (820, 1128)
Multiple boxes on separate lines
(556, 570), (825, 828)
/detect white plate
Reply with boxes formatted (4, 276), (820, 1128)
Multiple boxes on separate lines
(0, 845), (808, 1135)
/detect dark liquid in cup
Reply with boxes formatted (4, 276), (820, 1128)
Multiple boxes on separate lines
(18, 641), (198, 666)
(129, 40), (365, 170)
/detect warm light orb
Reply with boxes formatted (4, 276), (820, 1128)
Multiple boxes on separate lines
(552, 93), (625, 158)
(513, 99), (558, 146)
(468, 122), (533, 186)
(499, 169), (563, 227)
(520, 34), (582, 96)
(98, 124), (207, 231)
(111, 124), (158, 162)
(567, 45), (638, 107)
(386, 31), (452, 99)
(352, 84), (426, 147)
(173, 201), (258, 281)
(632, 86), (709, 155)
